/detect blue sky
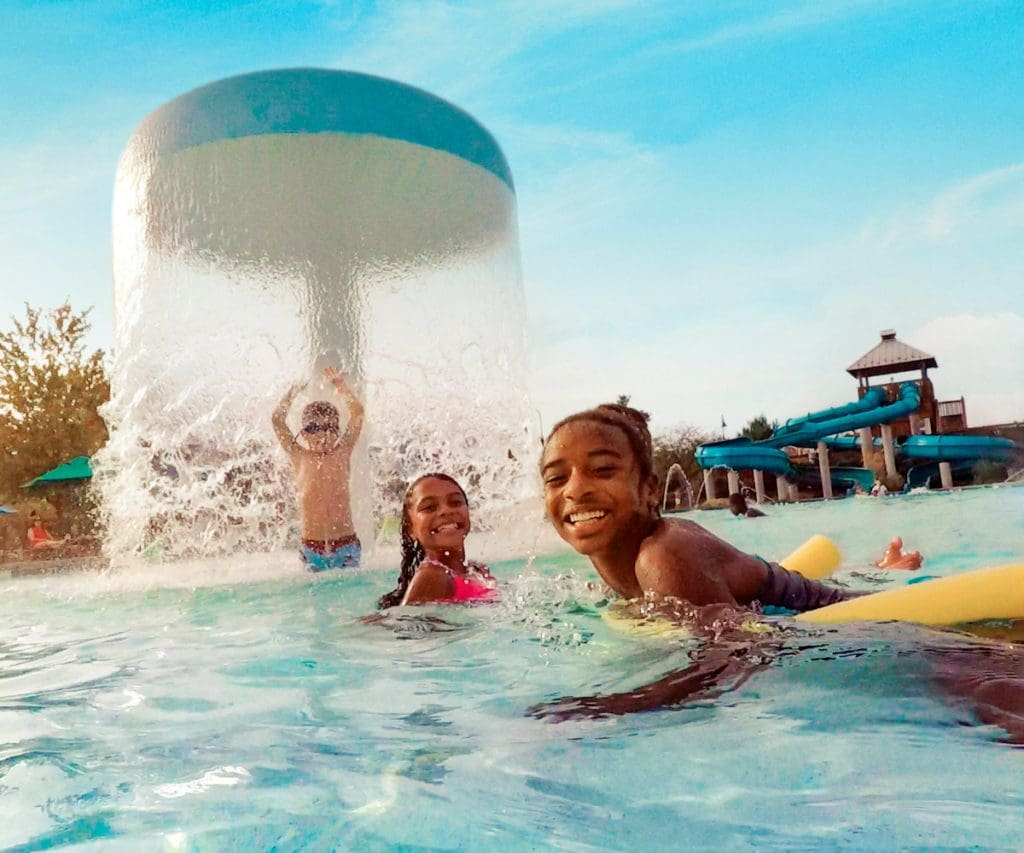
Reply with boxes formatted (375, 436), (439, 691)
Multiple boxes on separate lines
(3, 0), (1022, 434)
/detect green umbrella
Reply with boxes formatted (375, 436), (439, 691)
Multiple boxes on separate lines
(22, 456), (93, 488)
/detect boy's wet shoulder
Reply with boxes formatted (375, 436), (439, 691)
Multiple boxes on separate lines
(658, 517), (707, 538)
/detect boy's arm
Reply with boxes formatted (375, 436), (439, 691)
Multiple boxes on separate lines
(531, 626), (776, 721)
(755, 560), (859, 610)
(637, 530), (853, 612)
(272, 384), (302, 453)
(325, 367), (364, 447)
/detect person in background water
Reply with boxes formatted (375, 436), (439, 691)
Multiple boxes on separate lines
(273, 367), (364, 571)
(728, 492), (766, 518)
(378, 473), (497, 607)
(870, 479), (889, 497)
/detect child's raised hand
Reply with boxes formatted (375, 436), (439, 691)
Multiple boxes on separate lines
(323, 366), (348, 387)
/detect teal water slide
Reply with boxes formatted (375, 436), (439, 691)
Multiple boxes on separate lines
(696, 381), (1020, 490)
(696, 382), (921, 477)
(901, 435), (1020, 488)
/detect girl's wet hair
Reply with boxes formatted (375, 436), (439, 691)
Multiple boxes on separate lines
(377, 473), (468, 609)
(543, 403), (655, 482)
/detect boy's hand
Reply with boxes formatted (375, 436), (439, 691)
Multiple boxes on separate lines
(323, 366), (348, 388)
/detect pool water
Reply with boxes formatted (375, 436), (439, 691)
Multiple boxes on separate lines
(2, 486), (1023, 849)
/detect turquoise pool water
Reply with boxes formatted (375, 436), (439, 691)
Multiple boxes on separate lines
(2, 486), (1023, 849)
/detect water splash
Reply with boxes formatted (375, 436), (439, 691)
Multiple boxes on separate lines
(96, 70), (539, 562)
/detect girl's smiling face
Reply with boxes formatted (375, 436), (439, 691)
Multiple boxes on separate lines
(406, 476), (471, 555)
(541, 420), (658, 557)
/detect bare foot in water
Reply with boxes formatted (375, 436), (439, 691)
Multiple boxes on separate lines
(875, 536), (923, 570)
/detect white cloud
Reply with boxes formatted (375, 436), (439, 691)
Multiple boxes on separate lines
(861, 162), (1024, 248)
(524, 156), (1024, 436)
(922, 162), (1024, 241)
(642, 0), (904, 57)
(0, 129), (121, 216)
(332, 0), (646, 107)
(510, 122), (662, 252)
(530, 310), (1024, 439)
(528, 307), (846, 435)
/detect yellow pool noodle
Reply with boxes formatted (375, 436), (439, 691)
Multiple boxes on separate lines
(796, 563), (1024, 626)
(778, 534), (841, 580)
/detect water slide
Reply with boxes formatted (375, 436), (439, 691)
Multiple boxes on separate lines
(696, 382), (922, 479)
(901, 435), (1020, 488)
(697, 381), (1021, 493)
(693, 438), (795, 477)
(767, 387), (888, 446)
(760, 382), (921, 449)
(900, 434), (1018, 463)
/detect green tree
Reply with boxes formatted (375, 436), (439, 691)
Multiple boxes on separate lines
(0, 303), (109, 500)
(740, 414), (778, 442)
(651, 423), (716, 508)
(611, 394), (651, 422)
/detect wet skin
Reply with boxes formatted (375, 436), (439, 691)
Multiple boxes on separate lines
(407, 476), (471, 567)
(541, 421), (659, 595)
(541, 420), (765, 604)
(402, 477), (495, 605)
(271, 369), (364, 543)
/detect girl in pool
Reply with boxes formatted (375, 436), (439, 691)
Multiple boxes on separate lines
(540, 403), (851, 612)
(377, 473), (498, 608)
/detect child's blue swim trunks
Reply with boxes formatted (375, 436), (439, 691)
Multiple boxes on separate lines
(301, 535), (361, 571)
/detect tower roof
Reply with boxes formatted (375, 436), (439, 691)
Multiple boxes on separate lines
(846, 329), (937, 379)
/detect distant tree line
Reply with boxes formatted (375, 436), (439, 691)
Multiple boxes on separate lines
(615, 395), (782, 509)
(0, 303), (109, 502)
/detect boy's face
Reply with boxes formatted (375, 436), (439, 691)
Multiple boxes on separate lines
(541, 420), (657, 557)
(302, 417), (339, 451)
(406, 477), (470, 554)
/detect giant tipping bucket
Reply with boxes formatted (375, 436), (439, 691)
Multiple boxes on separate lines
(99, 69), (536, 560)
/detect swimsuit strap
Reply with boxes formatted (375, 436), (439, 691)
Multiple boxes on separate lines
(421, 556), (487, 575)
(419, 557), (497, 602)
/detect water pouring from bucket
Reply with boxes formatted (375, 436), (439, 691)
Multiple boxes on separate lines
(98, 69), (538, 562)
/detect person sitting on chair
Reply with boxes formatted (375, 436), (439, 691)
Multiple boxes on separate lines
(26, 511), (65, 552)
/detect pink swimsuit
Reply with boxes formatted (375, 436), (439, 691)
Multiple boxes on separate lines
(450, 571), (499, 602)
(421, 559), (498, 603)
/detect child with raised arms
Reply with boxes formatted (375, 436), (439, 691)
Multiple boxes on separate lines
(378, 473), (497, 608)
(273, 367), (364, 571)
